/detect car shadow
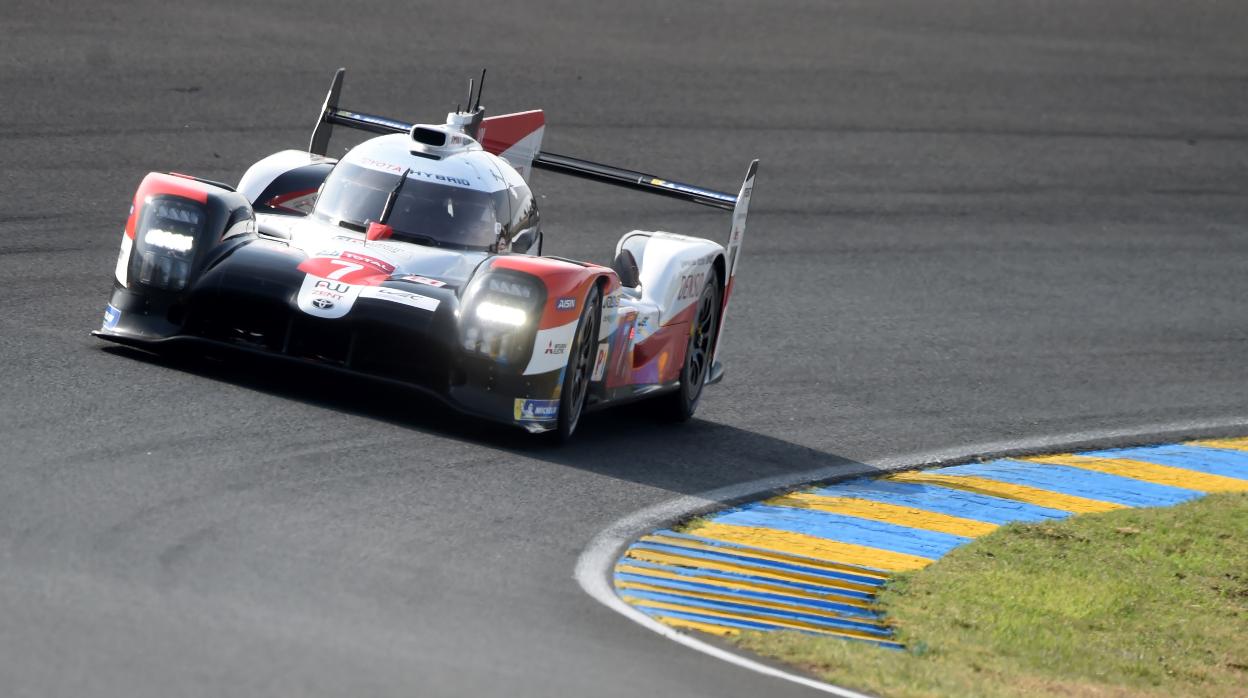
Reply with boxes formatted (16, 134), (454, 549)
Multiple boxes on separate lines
(100, 344), (867, 498)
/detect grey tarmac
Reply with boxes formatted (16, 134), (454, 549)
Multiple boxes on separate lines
(1, 1), (1246, 696)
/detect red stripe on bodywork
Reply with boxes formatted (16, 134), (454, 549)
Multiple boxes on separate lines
(479, 110), (545, 155)
(265, 187), (320, 213)
(125, 172), (211, 239)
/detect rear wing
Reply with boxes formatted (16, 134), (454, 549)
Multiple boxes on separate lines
(307, 68), (754, 213)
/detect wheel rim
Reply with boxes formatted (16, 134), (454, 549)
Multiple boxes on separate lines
(685, 286), (716, 401)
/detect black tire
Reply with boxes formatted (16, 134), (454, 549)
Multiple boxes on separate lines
(659, 275), (720, 422)
(555, 283), (601, 442)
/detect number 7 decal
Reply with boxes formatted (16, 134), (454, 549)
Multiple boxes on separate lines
(326, 260), (364, 280)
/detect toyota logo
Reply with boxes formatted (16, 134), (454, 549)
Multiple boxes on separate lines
(311, 298), (335, 310)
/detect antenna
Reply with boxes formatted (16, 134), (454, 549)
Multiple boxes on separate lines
(472, 69), (486, 112)
(465, 78), (474, 114)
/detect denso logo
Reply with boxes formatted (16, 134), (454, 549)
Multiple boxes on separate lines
(488, 279), (531, 298)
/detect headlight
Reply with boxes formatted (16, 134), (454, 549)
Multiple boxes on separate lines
(133, 196), (205, 292)
(475, 301), (527, 327)
(459, 270), (545, 365)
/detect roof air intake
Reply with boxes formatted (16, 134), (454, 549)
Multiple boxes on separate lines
(411, 126), (447, 147)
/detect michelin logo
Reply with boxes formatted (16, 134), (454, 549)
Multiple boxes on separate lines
(514, 398), (559, 422)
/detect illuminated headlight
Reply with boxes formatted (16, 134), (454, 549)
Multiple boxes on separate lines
(132, 195), (205, 292)
(143, 228), (195, 253)
(475, 301), (527, 327)
(459, 270), (545, 365)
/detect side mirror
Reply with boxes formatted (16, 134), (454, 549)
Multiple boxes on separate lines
(512, 227), (541, 255)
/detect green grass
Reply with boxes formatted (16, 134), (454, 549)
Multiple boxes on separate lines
(732, 492), (1248, 698)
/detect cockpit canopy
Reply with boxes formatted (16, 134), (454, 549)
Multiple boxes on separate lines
(313, 162), (507, 250)
(310, 133), (540, 254)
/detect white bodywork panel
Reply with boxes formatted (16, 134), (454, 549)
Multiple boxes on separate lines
(615, 230), (723, 337)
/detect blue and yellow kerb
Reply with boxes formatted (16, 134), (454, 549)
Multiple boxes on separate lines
(612, 437), (1248, 648)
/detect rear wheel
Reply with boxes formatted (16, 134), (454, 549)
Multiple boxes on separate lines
(660, 276), (720, 422)
(555, 284), (601, 442)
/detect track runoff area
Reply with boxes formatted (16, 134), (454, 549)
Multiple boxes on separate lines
(612, 437), (1248, 646)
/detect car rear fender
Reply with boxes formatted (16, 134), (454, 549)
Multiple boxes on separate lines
(615, 231), (724, 332)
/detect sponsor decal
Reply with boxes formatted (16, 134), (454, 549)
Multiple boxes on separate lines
(591, 342), (609, 381)
(398, 274), (447, 288)
(296, 275), (361, 319)
(358, 157), (474, 188)
(489, 278), (532, 298)
(338, 250), (395, 274)
(102, 304), (120, 330)
(513, 398), (559, 422)
(359, 286), (440, 312)
(680, 253), (715, 268)
(677, 271), (705, 301)
(298, 251), (396, 285)
(314, 279), (350, 292)
(523, 318), (581, 375)
(555, 297), (576, 311)
(602, 294), (619, 309)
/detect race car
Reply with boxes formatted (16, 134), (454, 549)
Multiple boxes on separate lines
(94, 69), (758, 440)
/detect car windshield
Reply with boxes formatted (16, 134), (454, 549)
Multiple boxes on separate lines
(313, 162), (504, 250)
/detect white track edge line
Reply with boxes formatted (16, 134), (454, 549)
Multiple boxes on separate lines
(575, 416), (1248, 697)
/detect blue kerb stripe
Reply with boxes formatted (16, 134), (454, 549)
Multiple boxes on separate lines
(713, 505), (968, 559)
(941, 459), (1202, 507)
(652, 530), (888, 584)
(655, 530), (890, 577)
(620, 559), (876, 600)
(634, 606), (905, 649)
(622, 588), (894, 636)
(614, 571), (882, 619)
(631, 540), (887, 587)
(810, 478), (1072, 524)
(1079, 445), (1248, 481)
(636, 605), (778, 631)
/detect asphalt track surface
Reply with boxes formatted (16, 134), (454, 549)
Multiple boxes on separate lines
(2, 1), (1247, 696)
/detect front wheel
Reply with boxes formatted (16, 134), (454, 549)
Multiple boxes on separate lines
(555, 283), (601, 442)
(659, 275), (720, 422)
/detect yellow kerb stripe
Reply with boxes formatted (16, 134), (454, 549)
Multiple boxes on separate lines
(691, 522), (933, 572)
(1024, 454), (1248, 493)
(767, 492), (998, 538)
(642, 532), (891, 580)
(1187, 437), (1248, 452)
(614, 562), (874, 608)
(653, 615), (740, 636)
(624, 548), (881, 594)
(623, 596), (888, 641)
(615, 580), (890, 628)
(887, 471), (1125, 514)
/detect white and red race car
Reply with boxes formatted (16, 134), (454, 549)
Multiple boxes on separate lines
(95, 69), (757, 440)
